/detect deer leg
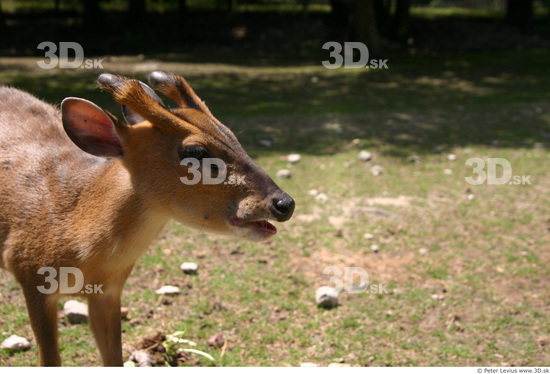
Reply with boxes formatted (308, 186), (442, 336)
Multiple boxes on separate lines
(22, 287), (61, 366)
(88, 291), (124, 366)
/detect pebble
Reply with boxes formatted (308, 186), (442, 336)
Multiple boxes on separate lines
(443, 168), (453, 175)
(315, 193), (328, 203)
(180, 262), (198, 275)
(407, 155), (420, 164)
(371, 165), (384, 176)
(129, 349), (154, 367)
(315, 286), (339, 308)
(419, 248), (429, 256)
(63, 300), (89, 324)
(0, 335), (30, 352)
(207, 333), (225, 348)
(286, 153), (301, 164)
(363, 233), (374, 241)
(447, 154), (457, 161)
(329, 363), (351, 367)
(301, 362), (320, 367)
(371, 244), (379, 253)
(155, 285), (181, 295)
(358, 150), (372, 162)
(276, 169), (291, 179)
(258, 140), (272, 148)
(307, 189), (318, 196)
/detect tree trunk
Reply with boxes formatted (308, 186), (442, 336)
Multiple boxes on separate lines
(505, 0), (534, 33)
(392, 0), (411, 41)
(374, 0), (391, 37)
(0, 0), (5, 32)
(83, 0), (101, 30)
(329, 0), (350, 29)
(349, 0), (380, 57)
(129, 0), (147, 20)
(300, 0), (310, 17)
(178, 0), (187, 16)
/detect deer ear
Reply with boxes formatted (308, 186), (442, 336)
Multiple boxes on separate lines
(61, 97), (124, 158)
(122, 81), (166, 125)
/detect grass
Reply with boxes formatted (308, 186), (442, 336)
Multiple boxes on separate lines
(0, 49), (549, 366)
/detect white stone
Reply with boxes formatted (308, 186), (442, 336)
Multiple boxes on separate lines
(1, 335), (30, 352)
(363, 233), (374, 241)
(358, 150), (372, 162)
(371, 165), (384, 176)
(315, 193), (328, 203)
(315, 286), (339, 308)
(180, 262), (198, 275)
(63, 300), (89, 324)
(155, 285), (180, 295)
(276, 169), (291, 179)
(258, 140), (272, 147)
(301, 362), (320, 367)
(286, 153), (301, 163)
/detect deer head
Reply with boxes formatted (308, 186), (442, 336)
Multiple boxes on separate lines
(61, 71), (295, 242)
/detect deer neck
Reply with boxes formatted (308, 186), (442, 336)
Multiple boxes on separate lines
(68, 159), (170, 269)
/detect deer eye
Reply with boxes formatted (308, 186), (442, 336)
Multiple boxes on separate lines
(179, 145), (209, 161)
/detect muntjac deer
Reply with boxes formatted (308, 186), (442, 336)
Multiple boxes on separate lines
(0, 72), (295, 366)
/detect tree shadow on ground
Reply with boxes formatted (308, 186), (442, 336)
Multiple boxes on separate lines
(1, 49), (549, 158)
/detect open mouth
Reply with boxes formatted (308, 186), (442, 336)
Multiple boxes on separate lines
(229, 216), (277, 239)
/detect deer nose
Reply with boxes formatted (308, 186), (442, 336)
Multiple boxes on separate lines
(270, 192), (295, 222)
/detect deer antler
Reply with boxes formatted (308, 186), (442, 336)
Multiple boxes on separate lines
(97, 73), (187, 135)
(147, 71), (214, 117)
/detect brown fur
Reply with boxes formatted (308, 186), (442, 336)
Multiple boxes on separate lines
(0, 73), (293, 366)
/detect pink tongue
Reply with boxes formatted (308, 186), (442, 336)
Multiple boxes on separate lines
(250, 220), (277, 233)
(263, 221), (277, 232)
(230, 217), (277, 233)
